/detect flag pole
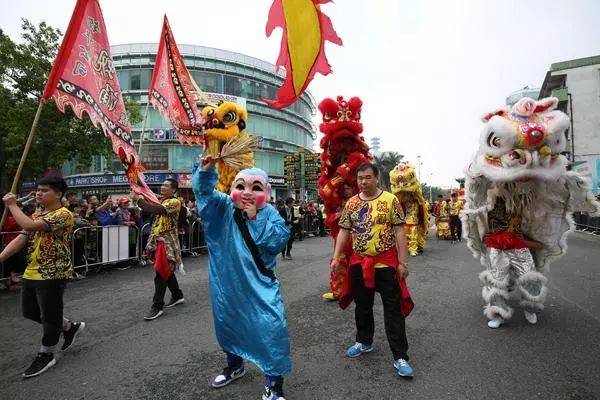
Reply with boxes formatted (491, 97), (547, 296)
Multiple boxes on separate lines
(137, 100), (151, 155)
(1, 99), (46, 230)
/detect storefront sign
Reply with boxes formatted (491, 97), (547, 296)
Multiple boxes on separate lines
(26, 172), (181, 188)
(201, 92), (246, 108)
(268, 176), (286, 186)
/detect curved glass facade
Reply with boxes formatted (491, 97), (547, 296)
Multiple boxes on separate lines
(113, 43), (315, 179)
(65, 43), (316, 190)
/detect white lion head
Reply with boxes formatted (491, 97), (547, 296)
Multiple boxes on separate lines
(468, 97), (570, 182)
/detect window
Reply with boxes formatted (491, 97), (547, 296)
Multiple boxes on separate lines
(191, 71), (221, 93)
(171, 146), (203, 170)
(130, 71), (141, 90)
(117, 69), (130, 90)
(141, 147), (168, 170)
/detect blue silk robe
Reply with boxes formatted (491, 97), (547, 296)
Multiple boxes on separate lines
(192, 166), (292, 376)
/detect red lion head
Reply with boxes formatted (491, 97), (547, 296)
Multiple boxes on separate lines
(318, 96), (368, 150)
(317, 95), (372, 232)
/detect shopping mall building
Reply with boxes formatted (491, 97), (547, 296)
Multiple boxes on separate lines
(59, 43), (317, 200)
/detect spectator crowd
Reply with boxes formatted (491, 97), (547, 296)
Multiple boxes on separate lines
(1, 190), (331, 291)
(0, 192), (200, 290)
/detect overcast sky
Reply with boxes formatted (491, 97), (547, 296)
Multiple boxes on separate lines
(2, 0), (600, 187)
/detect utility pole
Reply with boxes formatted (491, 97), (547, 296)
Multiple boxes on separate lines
(568, 92), (575, 163)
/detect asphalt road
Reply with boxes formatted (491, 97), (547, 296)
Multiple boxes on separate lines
(1, 231), (599, 400)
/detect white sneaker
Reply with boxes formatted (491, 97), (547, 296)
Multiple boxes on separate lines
(524, 311), (537, 324)
(487, 317), (503, 329)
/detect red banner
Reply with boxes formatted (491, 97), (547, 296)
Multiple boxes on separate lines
(41, 0), (159, 203)
(149, 15), (203, 145)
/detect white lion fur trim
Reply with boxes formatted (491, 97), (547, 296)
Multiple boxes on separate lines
(482, 286), (510, 303)
(484, 304), (513, 320)
(517, 271), (548, 303)
(520, 299), (546, 312)
(479, 270), (511, 289)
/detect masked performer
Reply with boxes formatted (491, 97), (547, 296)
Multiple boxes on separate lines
(192, 156), (291, 400)
(462, 97), (600, 329)
(317, 96), (372, 301)
(390, 163), (430, 256)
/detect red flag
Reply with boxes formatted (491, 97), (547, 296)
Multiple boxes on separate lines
(264, 0), (342, 109)
(149, 15), (203, 145)
(41, 0), (159, 203)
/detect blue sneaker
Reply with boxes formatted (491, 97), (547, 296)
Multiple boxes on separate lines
(394, 358), (414, 377)
(346, 342), (373, 358)
(211, 364), (246, 388)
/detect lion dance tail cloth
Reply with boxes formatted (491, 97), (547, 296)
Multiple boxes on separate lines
(317, 96), (372, 300)
(390, 163), (430, 256)
(202, 102), (253, 193)
(462, 97), (600, 323)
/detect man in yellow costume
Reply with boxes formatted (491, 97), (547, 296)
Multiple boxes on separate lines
(433, 195), (450, 240)
(448, 192), (464, 243)
(390, 163), (430, 257)
(133, 179), (185, 321)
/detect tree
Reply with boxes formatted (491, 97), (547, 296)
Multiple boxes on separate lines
(373, 151), (404, 191)
(420, 183), (446, 203)
(0, 20), (140, 192)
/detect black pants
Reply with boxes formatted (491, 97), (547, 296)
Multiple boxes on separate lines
(350, 265), (409, 360)
(282, 225), (294, 256)
(450, 215), (462, 241)
(292, 222), (303, 241)
(318, 217), (326, 237)
(153, 272), (183, 309)
(22, 279), (67, 348)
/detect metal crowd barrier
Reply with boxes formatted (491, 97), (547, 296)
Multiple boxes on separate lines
(302, 213), (320, 237)
(189, 218), (207, 255)
(573, 212), (600, 235)
(72, 225), (141, 275)
(1, 217), (228, 287)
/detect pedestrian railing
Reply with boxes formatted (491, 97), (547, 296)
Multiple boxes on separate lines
(573, 212), (600, 235)
(188, 218), (207, 255)
(0, 221), (198, 286)
(72, 225), (141, 274)
(0, 213), (329, 287)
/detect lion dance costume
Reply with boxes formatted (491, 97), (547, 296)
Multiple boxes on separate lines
(390, 163), (430, 256)
(317, 96), (372, 300)
(202, 101), (254, 193)
(433, 199), (450, 239)
(462, 97), (600, 328)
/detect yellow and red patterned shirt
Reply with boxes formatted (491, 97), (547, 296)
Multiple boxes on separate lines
(339, 191), (405, 262)
(151, 197), (181, 235)
(23, 207), (74, 281)
(449, 199), (463, 217)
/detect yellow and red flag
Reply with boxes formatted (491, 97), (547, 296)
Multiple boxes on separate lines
(264, 0), (342, 110)
(149, 15), (204, 145)
(41, 0), (159, 203)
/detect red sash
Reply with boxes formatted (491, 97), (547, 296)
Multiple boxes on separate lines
(484, 232), (528, 250)
(338, 247), (414, 317)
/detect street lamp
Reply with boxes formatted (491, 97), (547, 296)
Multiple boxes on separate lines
(428, 173), (433, 202)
